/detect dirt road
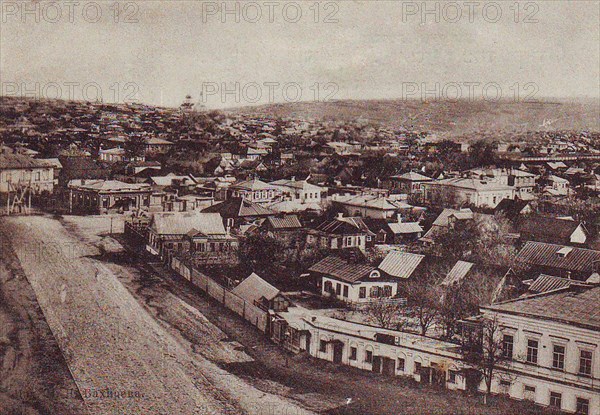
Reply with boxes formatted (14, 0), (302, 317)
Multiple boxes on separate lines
(0, 215), (317, 415)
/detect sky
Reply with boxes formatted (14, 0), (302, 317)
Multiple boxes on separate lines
(1, 0), (599, 108)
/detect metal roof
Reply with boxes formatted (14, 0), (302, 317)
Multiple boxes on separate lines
(485, 286), (600, 331)
(378, 251), (425, 279)
(308, 256), (374, 283)
(150, 211), (226, 236)
(516, 241), (600, 274)
(232, 273), (280, 303)
(441, 261), (474, 287)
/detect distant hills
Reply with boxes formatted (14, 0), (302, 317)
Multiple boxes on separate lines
(228, 99), (600, 139)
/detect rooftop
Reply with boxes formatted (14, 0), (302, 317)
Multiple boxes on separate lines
(150, 211), (226, 236)
(231, 273), (281, 304)
(308, 255), (374, 283)
(484, 286), (600, 331)
(378, 250), (425, 279)
(516, 241), (600, 276)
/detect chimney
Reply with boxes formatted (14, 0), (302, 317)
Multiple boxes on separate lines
(81, 179), (86, 185)
(337, 212), (344, 220)
(291, 176), (296, 182)
(566, 271), (571, 280)
(397, 214), (403, 224)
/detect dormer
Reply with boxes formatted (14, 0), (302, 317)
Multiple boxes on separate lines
(556, 246), (573, 258)
(370, 270), (381, 279)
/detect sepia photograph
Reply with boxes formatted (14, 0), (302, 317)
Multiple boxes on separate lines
(0, 1), (599, 414)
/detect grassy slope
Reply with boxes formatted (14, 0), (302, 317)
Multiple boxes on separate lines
(229, 99), (600, 139)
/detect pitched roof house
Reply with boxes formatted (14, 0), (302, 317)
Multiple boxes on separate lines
(232, 273), (289, 312)
(517, 215), (588, 246)
(309, 255), (400, 303)
(516, 241), (600, 281)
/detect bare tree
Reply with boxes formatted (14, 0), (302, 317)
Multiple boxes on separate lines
(403, 266), (444, 336)
(363, 300), (406, 330)
(463, 314), (510, 405)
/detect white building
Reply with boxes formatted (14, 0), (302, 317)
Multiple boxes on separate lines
(309, 255), (400, 303)
(276, 308), (466, 389)
(270, 177), (327, 210)
(481, 286), (599, 415)
(424, 177), (515, 208)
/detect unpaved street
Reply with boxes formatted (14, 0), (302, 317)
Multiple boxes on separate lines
(0, 215), (317, 415)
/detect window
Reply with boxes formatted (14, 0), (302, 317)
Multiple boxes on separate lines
(448, 370), (458, 384)
(343, 285), (349, 298)
(549, 392), (562, 410)
(397, 358), (405, 372)
(370, 286), (380, 298)
(349, 347), (357, 361)
(502, 335), (514, 359)
(523, 385), (535, 401)
(359, 287), (366, 299)
(526, 339), (538, 364)
(319, 340), (327, 353)
(365, 350), (373, 363)
(579, 350), (593, 376)
(324, 281), (333, 294)
(383, 285), (393, 298)
(552, 345), (565, 370)
(414, 362), (422, 374)
(336, 283), (341, 295)
(499, 380), (511, 394)
(576, 398), (590, 415)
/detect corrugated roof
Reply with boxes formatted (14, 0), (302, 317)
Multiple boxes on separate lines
(232, 273), (280, 303)
(441, 261), (474, 286)
(485, 286), (600, 330)
(516, 241), (600, 275)
(308, 256), (374, 283)
(150, 211), (226, 236)
(267, 215), (302, 229)
(528, 274), (572, 293)
(378, 251), (425, 279)
(388, 222), (423, 234)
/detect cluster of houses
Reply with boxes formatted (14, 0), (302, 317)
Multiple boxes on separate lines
(1, 97), (599, 414)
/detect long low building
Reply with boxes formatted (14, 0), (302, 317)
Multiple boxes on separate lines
(67, 179), (153, 214)
(273, 307), (467, 391)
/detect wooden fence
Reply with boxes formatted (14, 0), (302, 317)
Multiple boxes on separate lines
(170, 256), (269, 333)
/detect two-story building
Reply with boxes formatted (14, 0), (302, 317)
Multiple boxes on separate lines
(306, 214), (374, 251)
(228, 178), (282, 204)
(481, 286), (599, 415)
(0, 153), (54, 194)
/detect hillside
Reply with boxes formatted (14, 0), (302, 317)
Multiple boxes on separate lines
(228, 99), (600, 139)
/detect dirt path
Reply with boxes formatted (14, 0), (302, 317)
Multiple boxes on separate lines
(1, 215), (317, 415)
(0, 225), (89, 415)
